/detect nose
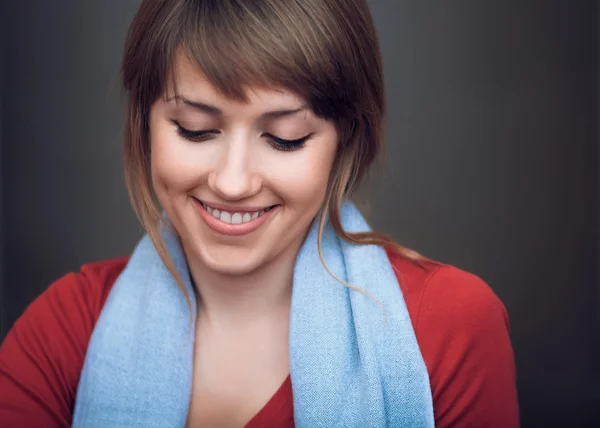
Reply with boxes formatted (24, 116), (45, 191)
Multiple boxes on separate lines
(207, 134), (261, 201)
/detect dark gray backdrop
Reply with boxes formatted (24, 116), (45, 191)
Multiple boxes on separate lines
(1, 1), (598, 426)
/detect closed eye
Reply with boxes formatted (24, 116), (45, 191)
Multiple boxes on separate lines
(172, 120), (311, 151)
(264, 133), (312, 151)
(171, 120), (217, 142)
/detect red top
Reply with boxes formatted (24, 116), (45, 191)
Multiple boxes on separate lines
(0, 251), (520, 427)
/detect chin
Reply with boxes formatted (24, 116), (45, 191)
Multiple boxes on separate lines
(195, 244), (268, 277)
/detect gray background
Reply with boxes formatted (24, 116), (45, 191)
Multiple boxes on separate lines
(1, 1), (598, 426)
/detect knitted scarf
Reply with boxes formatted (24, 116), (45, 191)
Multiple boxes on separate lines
(73, 201), (434, 427)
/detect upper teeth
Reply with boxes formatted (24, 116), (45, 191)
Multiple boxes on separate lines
(201, 203), (269, 224)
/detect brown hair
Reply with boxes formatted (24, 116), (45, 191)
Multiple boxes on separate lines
(121, 0), (428, 309)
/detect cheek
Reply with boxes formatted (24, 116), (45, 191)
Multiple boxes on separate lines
(267, 140), (337, 209)
(150, 121), (211, 196)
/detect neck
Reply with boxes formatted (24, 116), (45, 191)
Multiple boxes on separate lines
(185, 241), (302, 328)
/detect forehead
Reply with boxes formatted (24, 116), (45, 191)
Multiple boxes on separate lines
(167, 51), (306, 112)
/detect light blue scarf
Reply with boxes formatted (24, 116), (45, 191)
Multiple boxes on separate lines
(72, 201), (434, 427)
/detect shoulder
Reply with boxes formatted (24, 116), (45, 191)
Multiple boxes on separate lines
(6, 255), (129, 354)
(387, 250), (509, 334)
(387, 250), (519, 427)
(0, 256), (129, 427)
(21, 257), (130, 338)
(51, 257), (130, 318)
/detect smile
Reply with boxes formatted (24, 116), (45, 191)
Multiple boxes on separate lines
(199, 201), (274, 224)
(194, 198), (278, 236)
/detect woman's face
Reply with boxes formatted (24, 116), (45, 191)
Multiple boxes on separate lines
(149, 53), (338, 276)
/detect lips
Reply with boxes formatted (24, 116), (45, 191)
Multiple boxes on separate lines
(193, 199), (278, 236)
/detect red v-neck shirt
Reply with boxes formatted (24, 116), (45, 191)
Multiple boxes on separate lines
(0, 251), (519, 427)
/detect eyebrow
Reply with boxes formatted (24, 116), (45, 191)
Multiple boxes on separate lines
(166, 95), (308, 119)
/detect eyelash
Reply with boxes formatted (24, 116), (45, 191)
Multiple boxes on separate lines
(171, 120), (310, 151)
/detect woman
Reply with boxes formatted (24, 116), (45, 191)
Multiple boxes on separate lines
(0, 0), (519, 427)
